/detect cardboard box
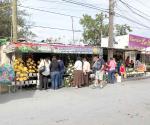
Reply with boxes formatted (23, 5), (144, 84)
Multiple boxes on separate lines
(0, 84), (9, 94)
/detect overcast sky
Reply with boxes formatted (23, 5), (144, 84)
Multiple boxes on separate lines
(20, 0), (150, 42)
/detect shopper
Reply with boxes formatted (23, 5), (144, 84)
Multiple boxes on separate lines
(73, 57), (83, 88)
(58, 57), (65, 88)
(83, 57), (91, 86)
(92, 55), (105, 88)
(125, 56), (130, 67)
(50, 56), (60, 90)
(42, 58), (51, 90)
(38, 59), (45, 90)
(130, 60), (134, 68)
(107, 57), (117, 84)
(120, 63), (126, 78)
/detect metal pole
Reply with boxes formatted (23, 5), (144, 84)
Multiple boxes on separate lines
(71, 16), (75, 44)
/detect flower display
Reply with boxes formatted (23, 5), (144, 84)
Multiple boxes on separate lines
(64, 61), (74, 87)
(0, 63), (15, 84)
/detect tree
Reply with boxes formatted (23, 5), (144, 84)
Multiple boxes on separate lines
(115, 24), (132, 36)
(0, 0), (36, 40)
(80, 13), (132, 45)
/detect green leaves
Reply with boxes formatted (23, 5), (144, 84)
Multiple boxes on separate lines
(0, 1), (35, 40)
(80, 12), (132, 45)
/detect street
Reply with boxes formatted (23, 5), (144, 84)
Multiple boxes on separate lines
(0, 79), (150, 125)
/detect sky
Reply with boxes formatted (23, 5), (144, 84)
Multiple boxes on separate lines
(19, 0), (150, 43)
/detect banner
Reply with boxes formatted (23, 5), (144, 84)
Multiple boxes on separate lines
(5, 42), (102, 55)
(129, 34), (150, 49)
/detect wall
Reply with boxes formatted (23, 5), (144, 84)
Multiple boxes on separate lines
(101, 35), (129, 49)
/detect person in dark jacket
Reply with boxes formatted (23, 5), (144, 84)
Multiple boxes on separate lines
(50, 56), (60, 90)
(58, 57), (65, 88)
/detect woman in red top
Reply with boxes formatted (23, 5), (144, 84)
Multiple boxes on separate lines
(120, 64), (126, 78)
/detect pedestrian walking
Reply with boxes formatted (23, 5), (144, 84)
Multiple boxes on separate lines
(50, 56), (60, 90)
(83, 57), (91, 86)
(73, 57), (83, 88)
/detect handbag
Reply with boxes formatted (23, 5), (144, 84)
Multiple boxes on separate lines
(39, 61), (45, 74)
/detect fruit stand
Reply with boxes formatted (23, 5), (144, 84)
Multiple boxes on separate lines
(4, 42), (102, 88)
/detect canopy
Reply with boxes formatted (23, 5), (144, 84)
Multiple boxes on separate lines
(4, 42), (103, 55)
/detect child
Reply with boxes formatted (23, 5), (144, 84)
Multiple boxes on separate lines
(120, 64), (126, 78)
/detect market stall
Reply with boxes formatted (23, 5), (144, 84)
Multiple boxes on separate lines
(4, 42), (102, 88)
(125, 35), (150, 77)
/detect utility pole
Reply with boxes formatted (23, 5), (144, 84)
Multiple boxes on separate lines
(100, 13), (103, 47)
(71, 16), (75, 44)
(108, 0), (115, 59)
(12, 0), (17, 42)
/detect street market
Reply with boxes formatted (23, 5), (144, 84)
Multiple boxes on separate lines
(0, 34), (150, 93)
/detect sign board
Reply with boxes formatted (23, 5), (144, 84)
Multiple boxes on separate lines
(5, 43), (102, 55)
(129, 34), (150, 50)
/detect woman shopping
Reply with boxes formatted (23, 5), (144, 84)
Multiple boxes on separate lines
(38, 58), (50, 90)
(107, 58), (117, 84)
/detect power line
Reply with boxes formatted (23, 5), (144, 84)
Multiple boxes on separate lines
(118, 0), (150, 19)
(25, 24), (83, 32)
(61, 0), (108, 13)
(38, 0), (67, 4)
(135, 0), (150, 10)
(116, 13), (150, 29)
(19, 0), (150, 31)
(130, 26), (150, 30)
(61, 0), (150, 29)
(18, 5), (81, 19)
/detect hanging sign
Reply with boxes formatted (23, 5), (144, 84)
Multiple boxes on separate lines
(129, 34), (150, 50)
(5, 42), (102, 55)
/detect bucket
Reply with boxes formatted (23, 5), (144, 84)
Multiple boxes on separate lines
(117, 75), (121, 83)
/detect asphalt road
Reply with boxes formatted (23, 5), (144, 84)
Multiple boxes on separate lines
(0, 79), (150, 125)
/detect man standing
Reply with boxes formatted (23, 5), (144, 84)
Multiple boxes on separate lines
(83, 57), (91, 86)
(50, 56), (60, 90)
(58, 57), (65, 88)
(92, 55), (105, 88)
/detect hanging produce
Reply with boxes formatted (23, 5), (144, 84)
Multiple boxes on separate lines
(26, 58), (37, 73)
(13, 58), (28, 81)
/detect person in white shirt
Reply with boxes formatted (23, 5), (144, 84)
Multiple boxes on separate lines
(73, 57), (83, 88)
(38, 58), (51, 90)
(83, 57), (91, 86)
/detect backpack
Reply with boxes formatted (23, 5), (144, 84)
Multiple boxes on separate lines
(93, 59), (104, 72)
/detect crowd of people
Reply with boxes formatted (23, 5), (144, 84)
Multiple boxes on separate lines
(73, 55), (120, 89)
(38, 56), (65, 90)
(38, 54), (144, 90)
